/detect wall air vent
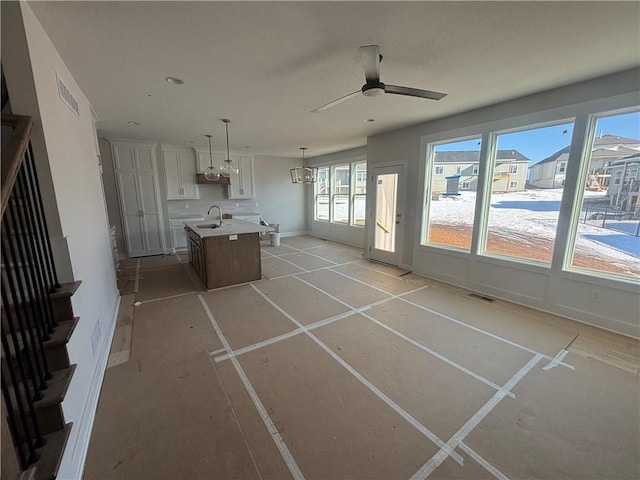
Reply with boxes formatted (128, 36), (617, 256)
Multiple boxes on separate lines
(56, 73), (79, 117)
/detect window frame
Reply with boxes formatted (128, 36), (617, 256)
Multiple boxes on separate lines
(563, 106), (640, 283)
(313, 160), (367, 227)
(314, 167), (330, 222)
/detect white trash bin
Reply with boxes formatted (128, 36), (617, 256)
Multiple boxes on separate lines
(270, 232), (281, 247)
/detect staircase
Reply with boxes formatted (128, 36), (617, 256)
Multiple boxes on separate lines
(1, 114), (81, 480)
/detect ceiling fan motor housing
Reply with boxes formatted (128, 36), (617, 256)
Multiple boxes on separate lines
(362, 82), (385, 97)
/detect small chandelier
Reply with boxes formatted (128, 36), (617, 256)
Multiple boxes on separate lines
(219, 119), (239, 176)
(290, 147), (318, 184)
(203, 134), (220, 181)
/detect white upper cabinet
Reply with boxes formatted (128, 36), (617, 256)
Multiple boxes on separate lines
(228, 154), (255, 199)
(196, 149), (254, 198)
(196, 149), (225, 175)
(163, 147), (199, 200)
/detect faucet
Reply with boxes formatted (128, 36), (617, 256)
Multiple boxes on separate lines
(207, 205), (224, 226)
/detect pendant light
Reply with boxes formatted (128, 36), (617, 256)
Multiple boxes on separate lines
(203, 134), (220, 181)
(219, 119), (239, 176)
(290, 147), (318, 184)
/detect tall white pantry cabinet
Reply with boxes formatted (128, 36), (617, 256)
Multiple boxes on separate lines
(110, 140), (166, 257)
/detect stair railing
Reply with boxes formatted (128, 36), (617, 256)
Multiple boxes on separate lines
(1, 113), (60, 471)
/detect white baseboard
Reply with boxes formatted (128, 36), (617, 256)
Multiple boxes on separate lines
(279, 230), (309, 238)
(57, 293), (121, 480)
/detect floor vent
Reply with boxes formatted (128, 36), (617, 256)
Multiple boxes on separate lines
(469, 293), (495, 302)
(398, 271), (413, 277)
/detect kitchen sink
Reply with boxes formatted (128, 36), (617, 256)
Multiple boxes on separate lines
(196, 223), (221, 229)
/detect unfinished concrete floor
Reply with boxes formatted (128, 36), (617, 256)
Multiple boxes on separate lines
(85, 235), (640, 479)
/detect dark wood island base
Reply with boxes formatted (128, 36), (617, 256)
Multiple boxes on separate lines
(187, 228), (262, 289)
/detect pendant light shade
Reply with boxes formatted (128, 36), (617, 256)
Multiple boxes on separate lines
(219, 119), (239, 176)
(290, 147), (318, 184)
(203, 134), (221, 181)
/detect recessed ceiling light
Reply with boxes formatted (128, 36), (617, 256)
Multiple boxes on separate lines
(365, 118), (375, 123)
(128, 121), (141, 126)
(245, 146), (251, 149)
(165, 77), (184, 85)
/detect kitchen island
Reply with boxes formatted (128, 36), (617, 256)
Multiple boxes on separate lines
(185, 219), (273, 289)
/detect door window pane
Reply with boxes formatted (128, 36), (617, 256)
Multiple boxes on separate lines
(424, 137), (481, 250)
(315, 167), (329, 221)
(569, 109), (640, 278)
(375, 173), (398, 252)
(484, 121), (574, 263)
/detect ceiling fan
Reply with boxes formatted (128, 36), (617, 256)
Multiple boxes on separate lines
(312, 45), (447, 113)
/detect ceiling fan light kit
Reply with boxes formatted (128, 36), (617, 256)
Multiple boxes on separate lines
(219, 118), (239, 176)
(312, 44), (447, 112)
(290, 147), (318, 184)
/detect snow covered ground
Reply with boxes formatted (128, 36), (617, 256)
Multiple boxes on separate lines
(429, 189), (640, 265)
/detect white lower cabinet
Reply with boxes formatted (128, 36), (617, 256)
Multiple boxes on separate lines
(170, 217), (203, 252)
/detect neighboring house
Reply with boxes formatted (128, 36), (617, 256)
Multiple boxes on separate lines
(432, 150), (529, 192)
(529, 134), (640, 189)
(607, 152), (640, 211)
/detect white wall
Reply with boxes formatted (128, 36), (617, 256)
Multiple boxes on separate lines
(366, 68), (640, 338)
(253, 154), (306, 235)
(307, 146), (367, 248)
(2, 3), (120, 478)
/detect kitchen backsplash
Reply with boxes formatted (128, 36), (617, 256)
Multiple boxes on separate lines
(167, 184), (259, 218)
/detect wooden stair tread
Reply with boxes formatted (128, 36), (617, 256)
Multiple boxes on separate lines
(8, 365), (76, 412)
(3, 318), (78, 357)
(33, 422), (72, 480)
(48, 281), (81, 300)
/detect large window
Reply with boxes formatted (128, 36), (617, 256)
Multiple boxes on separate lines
(483, 121), (574, 264)
(568, 109), (640, 279)
(423, 137), (482, 251)
(314, 161), (367, 226)
(315, 167), (329, 221)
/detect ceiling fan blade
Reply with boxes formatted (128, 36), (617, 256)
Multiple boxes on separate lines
(359, 45), (381, 84)
(311, 90), (361, 113)
(384, 84), (447, 101)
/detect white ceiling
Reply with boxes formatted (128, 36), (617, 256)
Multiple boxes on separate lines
(28, 1), (640, 159)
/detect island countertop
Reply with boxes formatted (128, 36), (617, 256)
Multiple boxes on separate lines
(184, 218), (274, 238)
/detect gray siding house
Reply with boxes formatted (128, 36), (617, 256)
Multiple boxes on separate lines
(432, 150), (529, 192)
(529, 134), (640, 189)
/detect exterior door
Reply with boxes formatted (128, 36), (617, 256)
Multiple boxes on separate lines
(112, 142), (166, 257)
(368, 165), (405, 266)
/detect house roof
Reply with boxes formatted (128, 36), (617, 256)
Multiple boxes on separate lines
(593, 134), (640, 147)
(434, 150), (529, 164)
(608, 152), (640, 168)
(530, 135), (640, 168)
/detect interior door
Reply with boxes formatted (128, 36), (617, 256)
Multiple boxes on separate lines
(368, 165), (405, 266)
(113, 143), (165, 257)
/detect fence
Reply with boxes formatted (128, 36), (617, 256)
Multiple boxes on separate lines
(582, 206), (640, 237)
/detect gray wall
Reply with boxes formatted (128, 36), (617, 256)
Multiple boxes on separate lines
(365, 68), (640, 337)
(306, 146), (367, 247)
